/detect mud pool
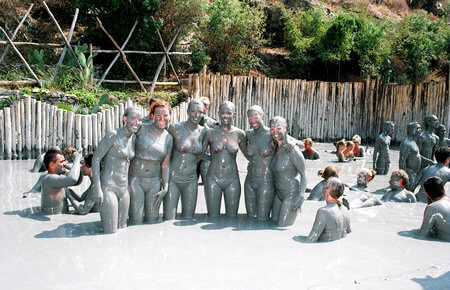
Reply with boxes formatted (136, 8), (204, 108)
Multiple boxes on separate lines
(0, 143), (449, 289)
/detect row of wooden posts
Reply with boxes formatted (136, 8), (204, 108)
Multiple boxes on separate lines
(188, 71), (449, 144)
(0, 96), (191, 160)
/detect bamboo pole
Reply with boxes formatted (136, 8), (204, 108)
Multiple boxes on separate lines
(0, 41), (64, 49)
(0, 110), (4, 159)
(45, 104), (50, 150)
(25, 96), (31, 158)
(15, 103), (22, 159)
(92, 114), (98, 151)
(40, 102), (46, 151)
(10, 103), (17, 159)
(81, 115), (88, 153)
(87, 115), (92, 153)
(0, 4), (34, 65)
(56, 109), (63, 148)
(62, 110), (68, 148)
(52, 106), (58, 147)
(75, 114), (82, 150)
(97, 112), (103, 142)
(31, 99), (36, 157)
(4, 108), (12, 159)
(36, 101), (42, 155)
(114, 105), (120, 129)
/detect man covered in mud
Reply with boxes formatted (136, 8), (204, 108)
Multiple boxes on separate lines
(373, 121), (394, 175)
(419, 177), (450, 241)
(381, 170), (416, 203)
(41, 148), (82, 215)
(417, 114), (440, 168)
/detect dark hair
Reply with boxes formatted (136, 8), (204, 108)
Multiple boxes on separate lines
(424, 176), (445, 200)
(84, 154), (93, 168)
(317, 166), (339, 179)
(43, 149), (64, 170)
(391, 170), (409, 187)
(335, 139), (346, 150)
(435, 147), (450, 163)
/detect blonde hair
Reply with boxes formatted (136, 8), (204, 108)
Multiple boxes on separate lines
(352, 134), (361, 143)
(304, 138), (314, 145)
(199, 97), (210, 108)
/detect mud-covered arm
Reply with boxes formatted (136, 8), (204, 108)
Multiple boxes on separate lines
(306, 208), (327, 243)
(308, 181), (324, 201)
(381, 189), (392, 202)
(373, 138), (380, 168)
(92, 131), (115, 203)
(345, 210), (352, 233)
(419, 206), (440, 238)
(399, 143), (410, 170)
(66, 186), (96, 215)
(238, 130), (249, 160)
(290, 146), (307, 208)
(44, 152), (82, 188)
(154, 135), (173, 207)
(200, 128), (212, 161)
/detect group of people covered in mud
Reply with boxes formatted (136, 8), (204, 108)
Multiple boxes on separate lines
(31, 97), (449, 242)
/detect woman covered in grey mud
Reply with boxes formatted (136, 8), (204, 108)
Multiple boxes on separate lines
(202, 101), (247, 217)
(163, 99), (207, 220)
(129, 100), (173, 224)
(92, 107), (142, 234)
(344, 168), (382, 209)
(307, 166), (339, 201)
(244, 105), (275, 220)
(270, 116), (307, 227)
(307, 177), (351, 242)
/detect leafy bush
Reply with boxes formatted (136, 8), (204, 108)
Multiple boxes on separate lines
(195, 0), (266, 74)
(394, 11), (449, 82)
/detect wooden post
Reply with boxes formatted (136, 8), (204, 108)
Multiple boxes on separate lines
(0, 4), (34, 65)
(51, 8), (79, 82)
(15, 103), (22, 159)
(114, 105), (119, 129)
(97, 20), (138, 87)
(31, 99), (36, 158)
(81, 115), (88, 153)
(25, 96), (31, 158)
(101, 111), (107, 137)
(36, 101), (42, 156)
(67, 111), (74, 147)
(75, 114), (82, 150)
(63, 109), (68, 148)
(4, 108), (12, 159)
(87, 114), (93, 153)
(45, 104), (51, 150)
(92, 113), (98, 151)
(0, 110), (4, 159)
(52, 106), (57, 146)
(41, 1), (82, 70)
(97, 112), (103, 142)
(57, 109), (63, 148)
(96, 17), (146, 92)
(119, 103), (124, 128)
(10, 104), (16, 159)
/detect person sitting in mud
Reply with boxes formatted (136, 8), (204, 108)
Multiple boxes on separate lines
(41, 148), (82, 215)
(335, 139), (347, 162)
(302, 138), (320, 160)
(418, 177), (450, 241)
(436, 124), (449, 148)
(413, 147), (450, 203)
(24, 146), (77, 197)
(307, 166), (339, 201)
(381, 170), (416, 203)
(343, 141), (355, 160)
(307, 177), (351, 243)
(352, 135), (365, 157)
(66, 154), (98, 215)
(344, 168), (382, 209)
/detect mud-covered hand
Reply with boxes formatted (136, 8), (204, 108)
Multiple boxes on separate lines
(153, 189), (168, 208)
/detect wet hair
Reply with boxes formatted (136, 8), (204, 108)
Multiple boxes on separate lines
(199, 97), (210, 108)
(435, 147), (450, 163)
(149, 100), (172, 116)
(247, 105), (264, 116)
(148, 98), (156, 108)
(424, 176), (445, 200)
(43, 149), (64, 170)
(188, 99), (205, 112)
(304, 138), (314, 145)
(360, 168), (377, 182)
(269, 116), (287, 128)
(346, 141), (354, 148)
(335, 139), (346, 150)
(63, 146), (77, 162)
(407, 122), (419, 134)
(436, 124), (446, 135)
(384, 121), (394, 129)
(219, 101), (235, 112)
(326, 177), (345, 206)
(124, 106), (141, 117)
(352, 135), (361, 143)
(391, 170), (409, 187)
(83, 154), (93, 168)
(317, 166), (339, 179)
(423, 114), (437, 129)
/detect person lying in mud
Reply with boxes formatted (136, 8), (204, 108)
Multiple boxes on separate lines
(381, 170), (416, 203)
(307, 166), (339, 201)
(41, 148), (82, 215)
(307, 177), (351, 242)
(344, 168), (382, 209)
(66, 154), (98, 215)
(413, 147), (450, 203)
(302, 138), (320, 160)
(418, 176), (450, 241)
(352, 134), (365, 157)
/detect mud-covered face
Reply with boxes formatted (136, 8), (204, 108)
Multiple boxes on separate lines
(386, 123), (394, 135)
(188, 103), (204, 124)
(389, 174), (402, 189)
(436, 125), (446, 137)
(81, 163), (92, 177)
(270, 121), (286, 141)
(357, 171), (367, 185)
(51, 154), (66, 175)
(247, 110), (264, 130)
(219, 104), (233, 125)
(426, 115), (439, 130)
(412, 124), (421, 137)
(152, 106), (170, 129)
(304, 141), (312, 150)
(124, 110), (142, 133)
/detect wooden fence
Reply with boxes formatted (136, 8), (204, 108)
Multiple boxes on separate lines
(188, 72), (449, 143)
